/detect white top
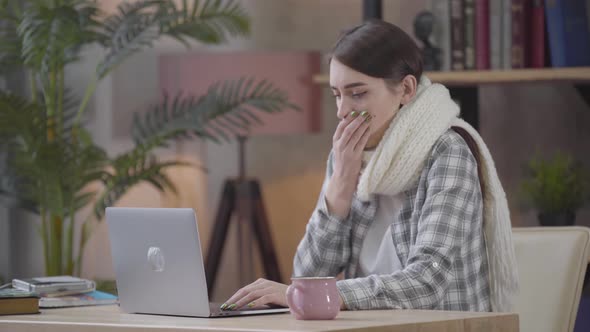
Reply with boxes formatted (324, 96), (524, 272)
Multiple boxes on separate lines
(357, 150), (404, 277)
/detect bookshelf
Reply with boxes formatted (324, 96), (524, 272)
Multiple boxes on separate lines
(312, 67), (590, 86)
(313, 67), (590, 130)
(331, 1), (590, 130)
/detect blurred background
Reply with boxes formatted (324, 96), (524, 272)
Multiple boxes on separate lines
(0, 0), (589, 309)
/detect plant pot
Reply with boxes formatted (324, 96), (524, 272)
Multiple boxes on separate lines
(537, 211), (576, 226)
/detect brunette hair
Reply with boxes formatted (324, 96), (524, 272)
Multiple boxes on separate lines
(329, 19), (423, 88)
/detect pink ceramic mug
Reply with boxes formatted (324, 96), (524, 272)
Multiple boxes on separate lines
(286, 277), (341, 320)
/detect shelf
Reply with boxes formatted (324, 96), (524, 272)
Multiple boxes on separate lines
(313, 67), (590, 86)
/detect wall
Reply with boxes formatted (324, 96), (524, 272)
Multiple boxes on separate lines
(0, 62), (45, 280)
(0, 206), (7, 282)
(0, 75), (8, 283)
(4, 1), (589, 302)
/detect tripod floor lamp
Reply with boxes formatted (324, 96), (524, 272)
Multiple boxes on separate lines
(159, 51), (321, 296)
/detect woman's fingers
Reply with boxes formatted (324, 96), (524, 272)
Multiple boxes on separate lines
(341, 112), (371, 148)
(222, 279), (288, 310)
(348, 119), (371, 152)
(333, 111), (356, 142)
(354, 121), (372, 152)
(222, 279), (267, 310)
(245, 294), (281, 309)
(232, 287), (273, 310)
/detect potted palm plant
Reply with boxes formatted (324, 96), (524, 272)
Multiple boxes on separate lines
(0, 0), (298, 276)
(521, 153), (590, 226)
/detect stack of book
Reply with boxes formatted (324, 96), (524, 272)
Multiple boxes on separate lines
(0, 288), (39, 315)
(1, 276), (117, 315)
(428, 0), (590, 71)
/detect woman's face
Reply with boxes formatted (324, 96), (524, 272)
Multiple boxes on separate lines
(329, 58), (416, 148)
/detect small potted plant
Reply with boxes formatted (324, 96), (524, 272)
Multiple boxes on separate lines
(521, 153), (589, 226)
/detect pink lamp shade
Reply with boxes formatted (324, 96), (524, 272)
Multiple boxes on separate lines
(158, 51), (322, 136)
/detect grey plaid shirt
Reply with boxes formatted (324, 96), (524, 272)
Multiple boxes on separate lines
(293, 130), (491, 311)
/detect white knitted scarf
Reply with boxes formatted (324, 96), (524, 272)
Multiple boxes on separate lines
(357, 77), (519, 312)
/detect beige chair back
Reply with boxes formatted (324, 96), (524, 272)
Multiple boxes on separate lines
(513, 226), (590, 332)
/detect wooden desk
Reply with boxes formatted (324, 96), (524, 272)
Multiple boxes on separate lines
(0, 305), (518, 332)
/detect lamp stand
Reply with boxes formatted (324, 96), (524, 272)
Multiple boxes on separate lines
(204, 136), (283, 296)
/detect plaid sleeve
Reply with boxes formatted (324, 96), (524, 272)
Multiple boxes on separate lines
(292, 151), (353, 278)
(337, 138), (481, 310)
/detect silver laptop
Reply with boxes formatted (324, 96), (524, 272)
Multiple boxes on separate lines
(106, 207), (289, 318)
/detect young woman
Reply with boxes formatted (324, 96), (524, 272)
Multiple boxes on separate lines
(221, 20), (519, 312)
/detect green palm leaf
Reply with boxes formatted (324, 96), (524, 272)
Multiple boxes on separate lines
(0, 149), (38, 212)
(0, 91), (46, 148)
(157, 0), (249, 46)
(0, 90), (107, 212)
(96, 1), (166, 78)
(0, 0), (302, 277)
(132, 77), (300, 147)
(96, 0), (248, 79)
(0, 1), (22, 71)
(93, 148), (182, 219)
(0, 88), (82, 146)
(0, 0), (23, 22)
(0, 24), (23, 73)
(17, 1), (101, 74)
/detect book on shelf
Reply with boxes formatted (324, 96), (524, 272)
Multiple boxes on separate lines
(451, 0), (466, 70)
(530, 0), (546, 67)
(476, 0), (491, 69)
(0, 288), (39, 315)
(429, 0), (452, 71)
(464, 0), (476, 69)
(490, 0), (503, 69)
(502, 0), (513, 69)
(511, 0), (529, 68)
(545, 0), (590, 67)
(427, 0), (590, 72)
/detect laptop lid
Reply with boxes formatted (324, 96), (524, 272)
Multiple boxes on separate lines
(106, 207), (211, 317)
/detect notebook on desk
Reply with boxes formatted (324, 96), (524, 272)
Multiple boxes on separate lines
(39, 291), (118, 308)
(106, 207), (289, 318)
(0, 288), (39, 315)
